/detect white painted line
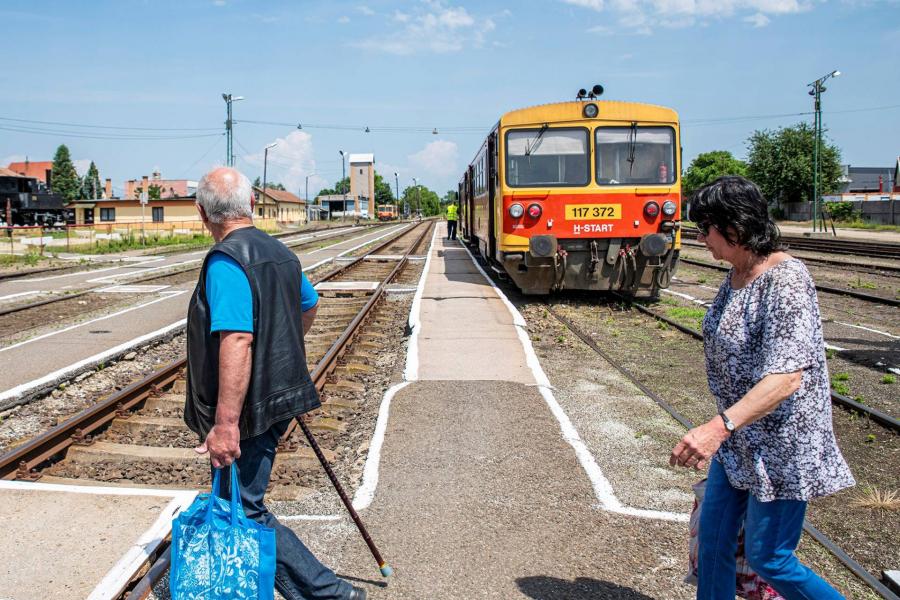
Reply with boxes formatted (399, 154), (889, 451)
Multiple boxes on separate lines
(95, 284), (170, 294)
(405, 226), (439, 381)
(833, 321), (899, 340)
(279, 514), (342, 522)
(0, 318), (187, 404)
(86, 258), (201, 283)
(457, 229), (688, 523)
(0, 290), (43, 302)
(0, 478), (196, 499)
(306, 224), (410, 272)
(314, 281), (379, 291)
(825, 342), (847, 352)
(662, 289), (711, 307)
(25, 265), (122, 282)
(0, 291), (187, 353)
(87, 493), (197, 600)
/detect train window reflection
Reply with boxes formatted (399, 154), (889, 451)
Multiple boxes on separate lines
(505, 128), (589, 187)
(596, 126), (675, 186)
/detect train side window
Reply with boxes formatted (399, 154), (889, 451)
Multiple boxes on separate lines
(596, 126), (676, 185)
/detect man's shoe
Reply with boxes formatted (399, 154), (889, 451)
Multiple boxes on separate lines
(349, 586), (367, 600)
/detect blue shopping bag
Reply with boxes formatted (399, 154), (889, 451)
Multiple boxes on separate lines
(170, 465), (276, 600)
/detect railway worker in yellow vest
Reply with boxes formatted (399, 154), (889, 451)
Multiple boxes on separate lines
(446, 202), (458, 241)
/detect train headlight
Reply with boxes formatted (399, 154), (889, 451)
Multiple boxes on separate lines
(508, 203), (524, 218)
(583, 103), (599, 118)
(527, 203), (543, 219)
(662, 200), (677, 216)
(644, 201), (660, 218)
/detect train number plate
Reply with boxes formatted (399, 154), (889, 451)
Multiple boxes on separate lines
(565, 204), (621, 220)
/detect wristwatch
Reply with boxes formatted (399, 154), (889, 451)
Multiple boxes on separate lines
(719, 412), (736, 433)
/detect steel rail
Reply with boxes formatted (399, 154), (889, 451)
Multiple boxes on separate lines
(547, 305), (900, 600)
(682, 227), (900, 259)
(679, 257), (900, 307)
(0, 225), (382, 318)
(622, 299), (900, 432)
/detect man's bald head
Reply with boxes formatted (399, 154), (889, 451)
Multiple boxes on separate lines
(196, 167), (253, 224)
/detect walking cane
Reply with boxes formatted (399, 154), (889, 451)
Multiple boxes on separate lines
(296, 416), (394, 578)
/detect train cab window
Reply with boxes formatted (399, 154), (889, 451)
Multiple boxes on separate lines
(596, 126), (676, 186)
(505, 128), (589, 187)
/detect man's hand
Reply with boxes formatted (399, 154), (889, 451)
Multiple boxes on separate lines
(669, 417), (730, 470)
(196, 423), (241, 468)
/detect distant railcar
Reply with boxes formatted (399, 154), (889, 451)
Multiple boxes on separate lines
(0, 171), (71, 226)
(458, 96), (681, 296)
(377, 204), (399, 221)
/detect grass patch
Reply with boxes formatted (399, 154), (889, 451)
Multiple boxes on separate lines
(851, 487), (900, 513)
(848, 277), (877, 290)
(832, 372), (850, 382)
(831, 381), (850, 396)
(70, 233), (214, 255)
(665, 306), (706, 330)
(0, 252), (43, 267)
(825, 348), (837, 360)
(881, 375), (896, 384)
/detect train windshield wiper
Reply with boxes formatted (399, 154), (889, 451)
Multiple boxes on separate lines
(626, 122), (637, 176)
(525, 123), (550, 157)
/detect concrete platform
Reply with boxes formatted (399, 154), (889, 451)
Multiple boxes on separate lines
(0, 480), (194, 600)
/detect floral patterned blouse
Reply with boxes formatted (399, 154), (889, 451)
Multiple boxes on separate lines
(702, 258), (855, 502)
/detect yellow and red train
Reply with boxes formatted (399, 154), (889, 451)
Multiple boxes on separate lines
(458, 97), (682, 296)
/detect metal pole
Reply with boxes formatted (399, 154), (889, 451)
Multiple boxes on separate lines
(225, 95), (233, 167)
(394, 172), (400, 216)
(813, 83), (820, 232)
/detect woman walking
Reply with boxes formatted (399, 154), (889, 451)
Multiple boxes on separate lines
(670, 176), (854, 599)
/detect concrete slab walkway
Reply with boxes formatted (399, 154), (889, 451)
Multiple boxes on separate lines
(289, 225), (691, 599)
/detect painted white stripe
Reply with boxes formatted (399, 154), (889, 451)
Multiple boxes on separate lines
(405, 226), (439, 381)
(0, 318), (187, 403)
(95, 284), (170, 294)
(0, 478), (196, 499)
(306, 224), (410, 272)
(833, 321), (900, 340)
(25, 265), (122, 282)
(662, 288), (711, 307)
(457, 235), (688, 523)
(0, 290), (43, 302)
(0, 290), (187, 353)
(278, 514), (343, 522)
(825, 342), (847, 352)
(86, 258), (201, 283)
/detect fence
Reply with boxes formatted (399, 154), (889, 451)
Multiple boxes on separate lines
(782, 199), (899, 226)
(3, 219), (279, 255)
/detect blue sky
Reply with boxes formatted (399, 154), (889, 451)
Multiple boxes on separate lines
(1, 0), (898, 199)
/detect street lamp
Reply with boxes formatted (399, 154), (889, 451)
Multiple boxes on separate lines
(222, 93), (244, 167)
(412, 177), (420, 219)
(262, 142), (277, 221)
(393, 172), (401, 216)
(807, 69), (840, 233)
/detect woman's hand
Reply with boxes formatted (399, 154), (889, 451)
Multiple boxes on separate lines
(670, 417), (731, 470)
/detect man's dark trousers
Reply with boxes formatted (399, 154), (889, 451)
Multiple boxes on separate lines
(447, 220), (457, 240)
(215, 419), (352, 600)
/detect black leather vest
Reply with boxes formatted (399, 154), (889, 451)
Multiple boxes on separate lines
(184, 226), (320, 440)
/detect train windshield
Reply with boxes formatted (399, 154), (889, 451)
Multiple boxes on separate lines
(505, 128), (589, 187)
(596, 126), (676, 185)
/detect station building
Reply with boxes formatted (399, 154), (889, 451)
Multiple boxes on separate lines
(315, 153), (376, 219)
(252, 186), (307, 224)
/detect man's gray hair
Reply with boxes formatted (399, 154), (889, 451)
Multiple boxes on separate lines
(196, 167), (254, 223)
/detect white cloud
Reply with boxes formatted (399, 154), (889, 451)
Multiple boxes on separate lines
(242, 131), (327, 196)
(2, 154), (26, 167)
(744, 12), (771, 26)
(337, 15), (351, 23)
(354, 2), (495, 55)
(213, 0), (226, 6)
(571, 0), (811, 32)
(408, 140), (459, 178)
(356, 5), (375, 15)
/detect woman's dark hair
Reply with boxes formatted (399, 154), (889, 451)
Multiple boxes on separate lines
(688, 175), (784, 256)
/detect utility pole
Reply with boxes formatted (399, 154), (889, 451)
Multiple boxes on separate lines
(339, 150), (347, 217)
(807, 70), (840, 233)
(222, 93), (244, 167)
(393, 172), (400, 216)
(262, 142), (277, 221)
(412, 177), (420, 219)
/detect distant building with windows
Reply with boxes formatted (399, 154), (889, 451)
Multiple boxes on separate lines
(71, 196), (200, 225)
(124, 170), (197, 200)
(349, 153), (375, 218)
(252, 186), (307, 224)
(838, 164), (895, 194)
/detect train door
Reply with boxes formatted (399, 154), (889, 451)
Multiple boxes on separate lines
(487, 131), (498, 260)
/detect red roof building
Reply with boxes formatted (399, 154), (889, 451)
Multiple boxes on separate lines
(7, 160), (54, 184)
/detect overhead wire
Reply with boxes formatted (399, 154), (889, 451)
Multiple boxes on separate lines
(0, 115), (220, 132)
(0, 123), (224, 141)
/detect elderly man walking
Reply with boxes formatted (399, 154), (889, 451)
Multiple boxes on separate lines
(184, 167), (365, 600)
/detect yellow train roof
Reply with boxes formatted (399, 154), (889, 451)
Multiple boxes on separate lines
(499, 100), (679, 127)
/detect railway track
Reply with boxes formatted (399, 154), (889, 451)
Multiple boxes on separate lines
(0, 220), (433, 598)
(0, 224), (380, 325)
(545, 303), (900, 600)
(677, 256), (900, 308)
(682, 227), (900, 260)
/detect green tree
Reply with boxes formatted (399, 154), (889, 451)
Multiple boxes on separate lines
(746, 122), (842, 206)
(134, 184), (163, 200)
(80, 161), (102, 199)
(402, 184), (440, 216)
(252, 176), (285, 191)
(51, 144), (80, 202)
(318, 177), (350, 197)
(682, 151), (748, 197)
(374, 172), (395, 206)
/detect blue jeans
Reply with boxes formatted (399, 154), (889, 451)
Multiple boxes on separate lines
(698, 460), (844, 600)
(214, 419), (353, 600)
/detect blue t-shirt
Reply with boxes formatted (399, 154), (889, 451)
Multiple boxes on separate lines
(206, 252), (318, 333)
